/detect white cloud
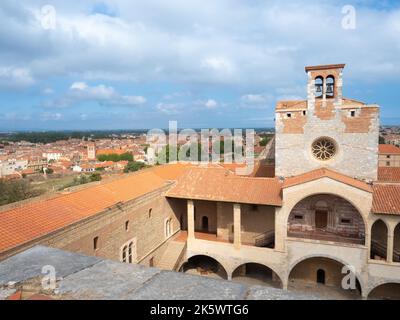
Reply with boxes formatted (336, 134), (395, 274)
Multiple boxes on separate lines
(45, 82), (146, 108)
(41, 112), (62, 121)
(156, 102), (181, 115)
(0, 66), (34, 89)
(204, 99), (218, 109)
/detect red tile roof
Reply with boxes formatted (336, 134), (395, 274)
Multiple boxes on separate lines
(379, 144), (400, 154)
(166, 167), (282, 206)
(0, 170), (169, 253)
(283, 168), (372, 193)
(378, 167), (400, 183)
(372, 184), (400, 215)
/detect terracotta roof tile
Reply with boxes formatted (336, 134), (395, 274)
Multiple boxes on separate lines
(379, 144), (400, 154)
(283, 168), (372, 193)
(0, 170), (168, 253)
(372, 184), (400, 215)
(166, 167), (282, 206)
(378, 167), (400, 183)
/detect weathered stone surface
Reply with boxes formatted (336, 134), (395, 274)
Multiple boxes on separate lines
(59, 260), (161, 300)
(247, 285), (320, 300)
(130, 271), (248, 300)
(0, 246), (100, 286)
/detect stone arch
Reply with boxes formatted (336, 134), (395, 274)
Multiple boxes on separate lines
(285, 192), (368, 231)
(287, 193), (366, 245)
(367, 281), (400, 300)
(288, 254), (365, 296)
(180, 254), (228, 280)
(326, 75), (335, 98)
(393, 223), (400, 263)
(370, 219), (388, 261)
(315, 76), (324, 98)
(231, 262), (284, 289)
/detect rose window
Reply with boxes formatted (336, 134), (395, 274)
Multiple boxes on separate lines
(312, 138), (337, 161)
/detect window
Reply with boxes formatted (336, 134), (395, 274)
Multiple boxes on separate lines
(350, 110), (356, 117)
(302, 110), (307, 116)
(312, 137), (337, 161)
(286, 113), (292, 118)
(125, 220), (129, 231)
(128, 242), (133, 263)
(387, 161), (391, 166)
(387, 155), (391, 159)
(148, 208), (152, 218)
(149, 257), (155, 267)
(341, 218), (352, 224)
(326, 76), (335, 98)
(294, 215), (304, 220)
(93, 237), (99, 251)
(315, 76), (323, 98)
(121, 239), (136, 264)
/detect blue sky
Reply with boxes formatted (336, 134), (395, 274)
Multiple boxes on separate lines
(0, 0), (399, 130)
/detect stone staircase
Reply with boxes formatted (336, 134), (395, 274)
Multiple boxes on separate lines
(157, 240), (187, 271)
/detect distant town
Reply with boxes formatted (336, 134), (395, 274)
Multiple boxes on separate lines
(0, 128), (274, 206)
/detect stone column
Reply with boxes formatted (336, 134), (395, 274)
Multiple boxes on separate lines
(233, 203), (241, 250)
(188, 200), (195, 240)
(387, 229), (394, 263)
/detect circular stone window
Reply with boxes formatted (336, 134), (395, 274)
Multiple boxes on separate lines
(312, 137), (337, 161)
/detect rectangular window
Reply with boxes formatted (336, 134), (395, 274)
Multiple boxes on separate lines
(387, 155), (391, 159)
(125, 221), (129, 231)
(387, 161), (391, 166)
(350, 110), (356, 117)
(294, 215), (304, 220)
(341, 219), (352, 224)
(93, 237), (99, 250)
(287, 113), (292, 118)
(302, 110), (307, 116)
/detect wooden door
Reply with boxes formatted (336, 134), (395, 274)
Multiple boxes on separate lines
(315, 210), (328, 229)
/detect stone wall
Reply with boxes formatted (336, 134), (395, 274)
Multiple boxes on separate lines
(288, 194), (365, 238)
(275, 67), (379, 181)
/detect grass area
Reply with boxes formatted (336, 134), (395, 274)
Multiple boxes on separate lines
(30, 175), (78, 193)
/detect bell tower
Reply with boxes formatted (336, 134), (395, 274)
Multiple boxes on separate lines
(306, 64), (345, 111)
(275, 64), (380, 182)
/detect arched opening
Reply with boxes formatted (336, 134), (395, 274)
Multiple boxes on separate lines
(288, 194), (365, 245)
(394, 223), (400, 263)
(180, 255), (228, 280)
(368, 283), (400, 300)
(317, 269), (326, 284)
(165, 219), (170, 238)
(232, 263), (282, 288)
(326, 75), (335, 98)
(370, 220), (388, 261)
(315, 76), (323, 98)
(202, 216), (209, 232)
(289, 257), (362, 299)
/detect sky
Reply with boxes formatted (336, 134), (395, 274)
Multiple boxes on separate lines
(0, 0), (399, 131)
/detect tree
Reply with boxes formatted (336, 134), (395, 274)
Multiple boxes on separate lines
(89, 172), (102, 182)
(124, 161), (146, 173)
(0, 180), (43, 206)
(379, 135), (386, 144)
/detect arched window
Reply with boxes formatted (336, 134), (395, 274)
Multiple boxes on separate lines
(370, 220), (388, 261)
(122, 245), (127, 263)
(315, 76), (323, 98)
(326, 76), (335, 98)
(121, 239), (137, 264)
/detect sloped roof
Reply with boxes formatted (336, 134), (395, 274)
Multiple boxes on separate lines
(283, 168), (372, 193)
(372, 184), (400, 215)
(378, 167), (400, 183)
(379, 144), (400, 155)
(166, 167), (282, 206)
(0, 170), (169, 253)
